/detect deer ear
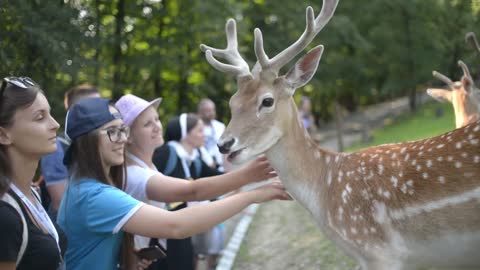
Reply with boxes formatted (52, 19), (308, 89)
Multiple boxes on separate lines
(284, 45), (324, 95)
(427, 88), (452, 103)
(462, 76), (473, 93)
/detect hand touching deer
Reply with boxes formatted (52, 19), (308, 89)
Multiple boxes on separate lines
(427, 60), (480, 128)
(201, 0), (480, 269)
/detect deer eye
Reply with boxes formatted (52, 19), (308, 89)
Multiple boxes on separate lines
(261, 97), (274, 107)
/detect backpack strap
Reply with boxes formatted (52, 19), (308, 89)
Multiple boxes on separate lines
(1, 193), (28, 266)
(163, 144), (178, 176)
(193, 149), (202, 178)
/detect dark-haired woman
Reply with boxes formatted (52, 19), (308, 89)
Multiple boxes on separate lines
(0, 77), (67, 269)
(57, 97), (291, 270)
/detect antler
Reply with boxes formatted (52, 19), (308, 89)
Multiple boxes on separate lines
(458, 60), (472, 79)
(200, 19), (251, 78)
(254, 0), (339, 73)
(432, 70), (454, 88)
(466, 32), (480, 54)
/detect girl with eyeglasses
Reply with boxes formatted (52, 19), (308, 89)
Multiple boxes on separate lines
(57, 97), (291, 270)
(0, 77), (67, 270)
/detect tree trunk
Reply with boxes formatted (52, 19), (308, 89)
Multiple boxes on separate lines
(402, 6), (417, 112)
(112, 0), (125, 100)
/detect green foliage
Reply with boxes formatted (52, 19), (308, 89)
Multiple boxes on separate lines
(0, 0), (478, 126)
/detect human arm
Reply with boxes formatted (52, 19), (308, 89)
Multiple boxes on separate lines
(146, 155), (276, 202)
(124, 181), (290, 239)
(46, 182), (66, 211)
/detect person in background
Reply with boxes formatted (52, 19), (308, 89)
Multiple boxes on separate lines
(58, 97), (291, 270)
(0, 76), (67, 269)
(197, 98), (226, 172)
(115, 94), (276, 270)
(298, 96), (317, 134)
(39, 84), (100, 219)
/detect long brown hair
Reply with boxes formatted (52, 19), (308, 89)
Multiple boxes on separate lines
(0, 79), (43, 196)
(67, 128), (135, 268)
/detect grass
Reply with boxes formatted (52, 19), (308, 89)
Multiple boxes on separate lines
(348, 101), (455, 152)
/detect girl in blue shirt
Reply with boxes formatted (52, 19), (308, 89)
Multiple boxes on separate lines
(58, 98), (290, 270)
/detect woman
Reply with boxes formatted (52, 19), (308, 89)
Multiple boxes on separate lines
(116, 95), (272, 270)
(152, 113), (225, 270)
(57, 97), (290, 270)
(0, 76), (67, 269)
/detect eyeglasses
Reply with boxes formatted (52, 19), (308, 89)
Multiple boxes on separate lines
(101, 125), (130, 143)
(0, 77), (37, 110)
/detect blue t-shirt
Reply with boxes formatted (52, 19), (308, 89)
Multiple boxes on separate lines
(57, 178), (143, 270)
(40, 140), (68, 185)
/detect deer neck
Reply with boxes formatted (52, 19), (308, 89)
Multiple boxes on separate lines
(264, 112), (341, 225)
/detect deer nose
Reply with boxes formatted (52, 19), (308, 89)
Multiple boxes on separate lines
(218, 138), (235, 154)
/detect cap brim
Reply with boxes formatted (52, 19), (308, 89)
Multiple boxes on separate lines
(149, 97), (162, 109)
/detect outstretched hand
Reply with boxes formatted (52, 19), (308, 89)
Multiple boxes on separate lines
(243, 155), (277, 183)
(248, 181), (292, 203)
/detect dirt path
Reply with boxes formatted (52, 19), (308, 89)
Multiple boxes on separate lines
(233, 201), (356, 270)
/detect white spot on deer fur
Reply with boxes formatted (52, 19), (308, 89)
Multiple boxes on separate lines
(455, 161), (462, 168)
(418, 151), (423, 156)
(416, 165), (422, 171)
(437, 156), (443, 162)
(411, 160), (417, 166)
(475, 156), (480, 163)
(406, 180), (413, 186)
(408, 190), (414, 195)
(456, 142), (462, 149)
(391, 153), (397, 159)
(378, 164), (384, 175)
(327, 170), (332, 186)
(346, 184), (352, 194)
(390, 176), (398, 187)
(464, 172), (473, 177)
(426, 160), (433, 167)
(370, 227), (377, 233)
(314, 150), (321, 159)
(384, 190), (391, 199)
(468, 134), (474, 140)
(447, 156), (453, 161)
(471, 139), (479, 145)
(351, 227), (358, 235)
(400, 147), (407, 154)
(436, 144), (445, 149)
(326, 156), (331, 163)
(474, 125), (480, 132)
(363, 228), (369, 235)
(438, 176), (446, 184)
(335, 155), (340, 163)
(404, 153), (410, 161)
(342, 190), (349, 204)
(390, 187), (480, 220)
(419, 145), (424, 150)
(401, 184), (408, 194)
(399, 171), (404, 177)
(461, 152), (468, 158)
(422, 172), (429, 179)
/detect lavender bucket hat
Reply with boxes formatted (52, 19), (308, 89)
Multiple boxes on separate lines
(115, 94), (162, 127)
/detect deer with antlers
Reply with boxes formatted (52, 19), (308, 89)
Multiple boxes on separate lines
(427, 60), (480, 128)
(200, 0), (480, 269)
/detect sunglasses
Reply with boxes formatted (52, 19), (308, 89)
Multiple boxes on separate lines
(0, 77), (38, 110)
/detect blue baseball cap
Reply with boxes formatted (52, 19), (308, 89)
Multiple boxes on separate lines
(63, 97), (122, 165)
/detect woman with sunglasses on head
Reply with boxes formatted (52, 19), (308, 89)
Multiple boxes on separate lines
(0, 77), (67, 270)
(115, 94), (278, 270)
(57, 97), (290, 270)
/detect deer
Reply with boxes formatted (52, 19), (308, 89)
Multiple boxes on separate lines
(427, 60), (480, 128)
(200, 0), (480, 269)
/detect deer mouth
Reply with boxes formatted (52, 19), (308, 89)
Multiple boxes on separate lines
(227, 148), (245, 162)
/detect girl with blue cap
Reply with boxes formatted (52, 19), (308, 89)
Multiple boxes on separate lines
(57, 97), (291, 270)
